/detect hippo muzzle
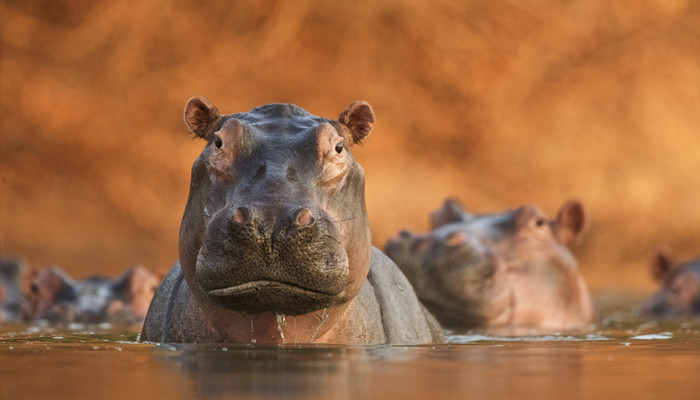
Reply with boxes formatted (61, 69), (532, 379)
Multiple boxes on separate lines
(195, 203), (349, 315)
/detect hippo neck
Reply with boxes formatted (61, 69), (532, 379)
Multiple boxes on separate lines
(166, 250), (384, 344)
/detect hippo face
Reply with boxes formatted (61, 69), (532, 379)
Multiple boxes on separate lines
(29, 266), (160, 324)
(385, 225), (511, 327)
(385, 199), (594, 330)
(641, 250), (700, 317)
(179, 98), (375, 316)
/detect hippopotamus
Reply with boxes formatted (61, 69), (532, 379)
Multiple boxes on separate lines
(28, 265), (160, 325)
(0, 257), (32, 323)
(385, 199), (595, 333)
(641, 248), (700, 317)
(141, 97), (443, 344)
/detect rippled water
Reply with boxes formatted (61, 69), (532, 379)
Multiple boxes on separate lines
(2, 306), (699, 400)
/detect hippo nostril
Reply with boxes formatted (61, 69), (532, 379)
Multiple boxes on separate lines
(399, 230), (412, 239)
(233, 207), (252, 225)
(295, 208), (315, 227)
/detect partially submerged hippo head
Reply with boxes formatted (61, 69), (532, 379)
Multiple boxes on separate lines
(165, 97), (380, 332)
(142, 98), (444, 344)
(0, 257), (32, 322)
(385, 199), (595, 332)
(180, 97), (373, 316)
(641, 249), (700, 317)
(28, 265), (160, 325)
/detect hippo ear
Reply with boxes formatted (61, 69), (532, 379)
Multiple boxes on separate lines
(430, 198), (470, 229)
(184, 96), (221, 140)
(555, 200), (588, 245)
(650, 247), (675, 283)
(339, 101), (375, 145)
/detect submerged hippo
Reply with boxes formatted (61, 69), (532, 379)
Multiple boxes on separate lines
(641, 249), (700, 317)
(0, 257), (32, 322)
(141, 97), (443, 344)
(28, 265), (160, 325)
(385, 199), (595, 333)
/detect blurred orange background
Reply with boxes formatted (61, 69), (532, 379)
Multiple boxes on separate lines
(1, 0), (699, 297)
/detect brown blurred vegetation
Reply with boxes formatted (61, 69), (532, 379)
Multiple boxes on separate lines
(1, 0), (699, 295)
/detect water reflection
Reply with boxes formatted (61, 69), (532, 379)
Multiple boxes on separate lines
(159, 344), (432, 399)
(169, 345), (358, 399)
(154, 324), (700, 400)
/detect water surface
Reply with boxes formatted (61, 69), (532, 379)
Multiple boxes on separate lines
(2, 312), (699, 400)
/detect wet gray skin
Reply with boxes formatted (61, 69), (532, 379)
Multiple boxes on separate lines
(141, 97), (443, 344)
(28, 266), (159, 325)
(641, 249), (700, 317)
(385, 199), (595, 333)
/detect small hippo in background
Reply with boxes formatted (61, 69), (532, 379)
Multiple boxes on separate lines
(385, 199), (595, 333)
(29, 265), (160, 325)
(641, 248), (700, 317)
(141, 97), (443, 344)
(0, 257), (32, 322)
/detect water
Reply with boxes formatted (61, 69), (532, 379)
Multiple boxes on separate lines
(2, 312), (699, 400)
(276, 313), (287, 344)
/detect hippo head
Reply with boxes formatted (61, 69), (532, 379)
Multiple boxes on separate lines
(641, 249), (700, 317)
(386, 199), (594, 331)
(28, 266), (78, 323)
(385, 223), (511, 327)
(178, 97), (374, 318)
(0, 258), (31, 322)
(29, 266), (160, 324)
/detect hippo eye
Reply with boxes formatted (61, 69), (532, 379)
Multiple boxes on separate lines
(535, 218), (546, 228)
(335, 141), (344, 154)
(214, 136), (223, 148)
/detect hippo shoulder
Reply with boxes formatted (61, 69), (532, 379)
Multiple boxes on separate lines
(141, 263), (179, 341)
(367, 247), (445, 343)
(141, 262), (220, 343)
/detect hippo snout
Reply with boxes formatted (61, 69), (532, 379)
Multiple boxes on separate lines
(196, 203), (350, 315)
(224, 205), (323, 258)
